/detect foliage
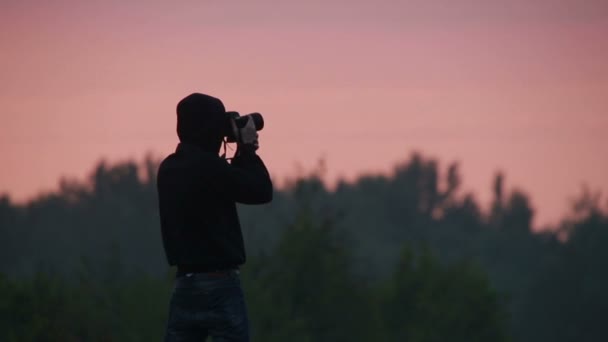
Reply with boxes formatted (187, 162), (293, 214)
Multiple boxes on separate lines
(381, 247), (509, 342)
(1, 152), (607, 341)
(0, 268), (172, 341)
(0, 214), (509, 341)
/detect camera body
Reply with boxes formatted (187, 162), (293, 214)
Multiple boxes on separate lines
(224, 111), (264, 143)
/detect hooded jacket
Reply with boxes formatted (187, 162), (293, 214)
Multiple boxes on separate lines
(157, 93), (273, 273)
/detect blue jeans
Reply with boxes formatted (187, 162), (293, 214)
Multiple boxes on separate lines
(164, 271), (250, 342)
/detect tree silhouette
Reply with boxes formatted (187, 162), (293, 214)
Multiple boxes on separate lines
(0, 152), (606, 341)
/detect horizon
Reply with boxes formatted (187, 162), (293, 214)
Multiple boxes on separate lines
(1, 149), (603, 232)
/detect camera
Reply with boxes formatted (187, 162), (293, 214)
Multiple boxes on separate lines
(224, 111), (264, 143)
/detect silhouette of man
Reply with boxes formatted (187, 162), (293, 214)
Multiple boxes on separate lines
(157, 93), (273, 341)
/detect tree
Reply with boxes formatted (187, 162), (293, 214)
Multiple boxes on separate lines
(242, 212), (380, 342)
(522, 192), (608, 342)
(380, 247), (510, 342)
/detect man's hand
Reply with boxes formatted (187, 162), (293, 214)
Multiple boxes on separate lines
(238, 116), (259, 151)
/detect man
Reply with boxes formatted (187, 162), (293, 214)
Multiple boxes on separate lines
(157, 93), (273, 341)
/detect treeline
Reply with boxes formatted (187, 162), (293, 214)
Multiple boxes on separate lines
(0, 152), (607, 341)
(0, 215), (508, 341)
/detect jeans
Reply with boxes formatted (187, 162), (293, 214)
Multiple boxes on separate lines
(164, 271), (250, 342)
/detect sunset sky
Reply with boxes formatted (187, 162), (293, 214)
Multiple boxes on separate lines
(1, 0), (607, 228)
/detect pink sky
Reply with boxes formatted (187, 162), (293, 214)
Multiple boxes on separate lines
(1, 0), (607, 228)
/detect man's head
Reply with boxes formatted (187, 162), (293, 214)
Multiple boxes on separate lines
(176, 93), (227, 152)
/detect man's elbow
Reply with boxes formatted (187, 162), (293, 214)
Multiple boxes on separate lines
(259, 183), (273, 203)
(239, 184), (272, 205)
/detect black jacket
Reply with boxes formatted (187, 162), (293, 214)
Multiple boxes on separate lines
(157, 143), (273, 271)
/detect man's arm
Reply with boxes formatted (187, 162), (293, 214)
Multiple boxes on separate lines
(215, 148), (273, 204)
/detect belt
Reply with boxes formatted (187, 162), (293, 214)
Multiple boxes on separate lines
(176, 265), (239, 278)
(180, 270), (240, 279)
